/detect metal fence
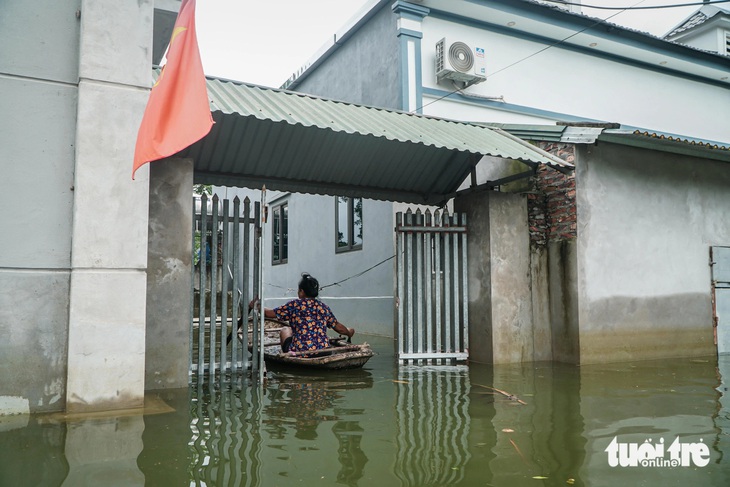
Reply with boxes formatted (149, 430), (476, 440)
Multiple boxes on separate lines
(395, 208), (469, 363)
(191, 193), (266, 382)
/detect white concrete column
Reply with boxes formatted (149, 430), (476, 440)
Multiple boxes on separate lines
(66, 0), (153, 412)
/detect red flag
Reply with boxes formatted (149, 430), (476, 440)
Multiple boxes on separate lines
(133, 0), (213, 179)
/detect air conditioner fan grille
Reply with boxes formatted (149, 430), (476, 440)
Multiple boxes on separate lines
(448, 42), (474, 72)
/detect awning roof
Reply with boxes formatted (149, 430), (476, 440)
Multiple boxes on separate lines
(484, 123), (730, 164)
(178, 74), (571, 205)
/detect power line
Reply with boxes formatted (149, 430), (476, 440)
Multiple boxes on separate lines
(415, 0), (649, 112)
(544, 0), (730, 10)
(320, 254), (395, 290)
(488, 1), (642, 78)
(259, 254), (397, 298)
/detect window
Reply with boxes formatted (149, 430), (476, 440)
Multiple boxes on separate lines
(336, 196), (363, 252)
(272, 203), (288, 265)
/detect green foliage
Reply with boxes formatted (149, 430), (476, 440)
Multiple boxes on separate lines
(193, 184), (212, 196)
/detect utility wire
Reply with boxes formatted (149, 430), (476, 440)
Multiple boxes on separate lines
(544, 0), (730, 10)
(487, 1), (644, 78)
(259, 254), (397, 297)
(415, 0), (649, 113)
(320, 254), (396, 290)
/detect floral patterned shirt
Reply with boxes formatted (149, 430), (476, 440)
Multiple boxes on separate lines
(274, 298), (337, 352)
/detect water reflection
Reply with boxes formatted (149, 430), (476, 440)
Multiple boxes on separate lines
(1, 338), (730, 486)
(394, 365), (471, 486)
(187, 369), (374, 486)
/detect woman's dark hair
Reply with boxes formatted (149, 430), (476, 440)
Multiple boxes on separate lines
(298, 273), (319, 298)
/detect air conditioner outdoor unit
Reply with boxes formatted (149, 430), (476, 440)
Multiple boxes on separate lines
(435, 38), (487, 85)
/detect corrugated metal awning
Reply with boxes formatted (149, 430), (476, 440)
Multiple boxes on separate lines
(177, 75), (571, 205)
(484, 122), (730, 164)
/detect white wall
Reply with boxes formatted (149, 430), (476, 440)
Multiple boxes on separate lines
(419, 16), (730, 143)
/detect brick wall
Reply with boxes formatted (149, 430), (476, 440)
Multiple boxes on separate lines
(527, 143), (577, 246)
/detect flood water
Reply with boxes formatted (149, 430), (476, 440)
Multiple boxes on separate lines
(2, 335), (729, 486)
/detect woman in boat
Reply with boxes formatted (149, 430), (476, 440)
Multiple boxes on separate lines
(252, 273), (355, 353)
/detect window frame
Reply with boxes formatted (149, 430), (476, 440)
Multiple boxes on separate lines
(335, 196), (363, 253)
(271, 202), (288, 265)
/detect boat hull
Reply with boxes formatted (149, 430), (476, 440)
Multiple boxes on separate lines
(263, 342), (374, 370)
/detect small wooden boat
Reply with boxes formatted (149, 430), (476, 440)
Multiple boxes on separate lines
(241, 318), (374, 370)
(262, 337), (374, 370)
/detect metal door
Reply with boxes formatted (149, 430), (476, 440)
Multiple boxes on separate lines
(712, 246), (730, 355)
(395, 208), (469, 363)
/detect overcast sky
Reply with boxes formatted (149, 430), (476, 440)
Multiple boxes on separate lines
(194, 0), (705, 88)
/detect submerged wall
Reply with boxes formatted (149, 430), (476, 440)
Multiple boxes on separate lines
(575, 142), (728, 363)
(0, 0), (153, 415)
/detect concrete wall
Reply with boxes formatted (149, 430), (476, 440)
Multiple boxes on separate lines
(575, 142), (730, 363)
(64, 0), (151, 413)
(0, 0), (153, 414)
(291, 5), (400, 110)
(146, 159), (193, 389)
(530, 241), (580, 364)
(0, 0), (80, 415)
(455, 191), (535, 364)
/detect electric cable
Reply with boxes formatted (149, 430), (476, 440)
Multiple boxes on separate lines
(415, 0), (677, 113)
(543, 0), (730, 10)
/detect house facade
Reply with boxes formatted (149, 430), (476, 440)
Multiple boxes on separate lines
(235, 0), (730, 363)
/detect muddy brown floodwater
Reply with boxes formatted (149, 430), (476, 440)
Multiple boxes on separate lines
(1, 335), (729, 486)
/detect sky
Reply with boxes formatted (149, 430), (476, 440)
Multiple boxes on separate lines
(194, 0), (710, 89)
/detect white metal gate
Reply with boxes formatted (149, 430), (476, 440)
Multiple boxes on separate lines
(395, 208), (469, 363)
(191, 193), (267, 382)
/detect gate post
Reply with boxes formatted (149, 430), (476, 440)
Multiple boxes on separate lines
(146, 157), (194, 389)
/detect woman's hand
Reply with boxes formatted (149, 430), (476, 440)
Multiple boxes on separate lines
(334, 321), (355, 340)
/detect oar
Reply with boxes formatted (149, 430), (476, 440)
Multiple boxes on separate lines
(226, 309), (248, 345)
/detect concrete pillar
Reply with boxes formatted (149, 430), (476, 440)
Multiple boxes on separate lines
(66, 0), (153, 412)
(145, 158), (194, 389)
(392, 1), (429, 113)
(455, 191), (534, 364)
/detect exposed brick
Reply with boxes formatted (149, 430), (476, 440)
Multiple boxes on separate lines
(526, 143), (577, 246)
